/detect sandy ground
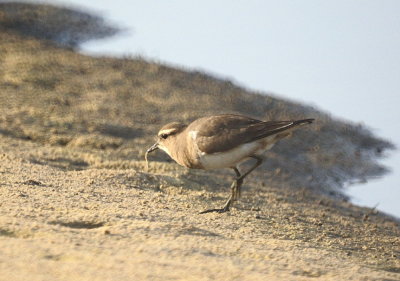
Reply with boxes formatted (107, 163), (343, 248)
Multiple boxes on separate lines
(1, 137), (399, 281)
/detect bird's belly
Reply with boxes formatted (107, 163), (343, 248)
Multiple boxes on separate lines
(198, 140), (272, 170)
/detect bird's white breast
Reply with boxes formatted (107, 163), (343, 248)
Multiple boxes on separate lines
(198, 139), (274, 170)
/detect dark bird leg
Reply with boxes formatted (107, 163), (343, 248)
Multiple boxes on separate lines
(212, 167), (243, 213)
(231, 167), (243, 200)
(199, 156), (263, 214)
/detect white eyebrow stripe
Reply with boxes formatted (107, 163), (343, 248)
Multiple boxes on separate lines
(158, 128), (177, 136)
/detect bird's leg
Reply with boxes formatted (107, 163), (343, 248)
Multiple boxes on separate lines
(199, 156), (263, 214)
(231, 167), (243, 200)
(199, 169), (240, 214)
(238, 156), (263, 182)
(230, 156), (263, 200)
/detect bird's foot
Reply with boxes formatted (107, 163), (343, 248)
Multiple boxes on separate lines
(199, 206), (230, 214)
(199, 195), (233, 214)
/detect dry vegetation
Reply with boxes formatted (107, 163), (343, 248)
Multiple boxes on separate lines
(0, 3), (399, 281)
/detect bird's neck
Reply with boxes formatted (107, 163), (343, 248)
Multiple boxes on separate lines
(169, 131), (200, 169)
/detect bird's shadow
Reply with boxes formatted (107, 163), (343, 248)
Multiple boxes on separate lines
(179, 169), (231, 193)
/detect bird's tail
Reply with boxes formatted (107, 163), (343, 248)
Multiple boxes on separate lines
(251, 118), (315, 141)
(293, 118), (315, 126)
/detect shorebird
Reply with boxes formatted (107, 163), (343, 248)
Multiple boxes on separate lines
(145, 114), (314, 214)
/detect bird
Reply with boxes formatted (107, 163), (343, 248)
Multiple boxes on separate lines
(145, 114), (314, 214)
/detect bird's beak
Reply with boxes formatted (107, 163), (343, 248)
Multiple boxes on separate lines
(144, 142), (159, 172)
(146, 142), (159, 154)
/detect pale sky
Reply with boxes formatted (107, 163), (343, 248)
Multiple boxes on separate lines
(33, 0), (400, 217)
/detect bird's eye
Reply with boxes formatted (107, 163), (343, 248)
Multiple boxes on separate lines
(160, 133), (168, 139)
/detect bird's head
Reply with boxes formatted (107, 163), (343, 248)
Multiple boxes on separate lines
(145, 122), (187, 167)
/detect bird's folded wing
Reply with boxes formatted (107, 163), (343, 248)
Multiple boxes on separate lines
(196, 118), (294, 154)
